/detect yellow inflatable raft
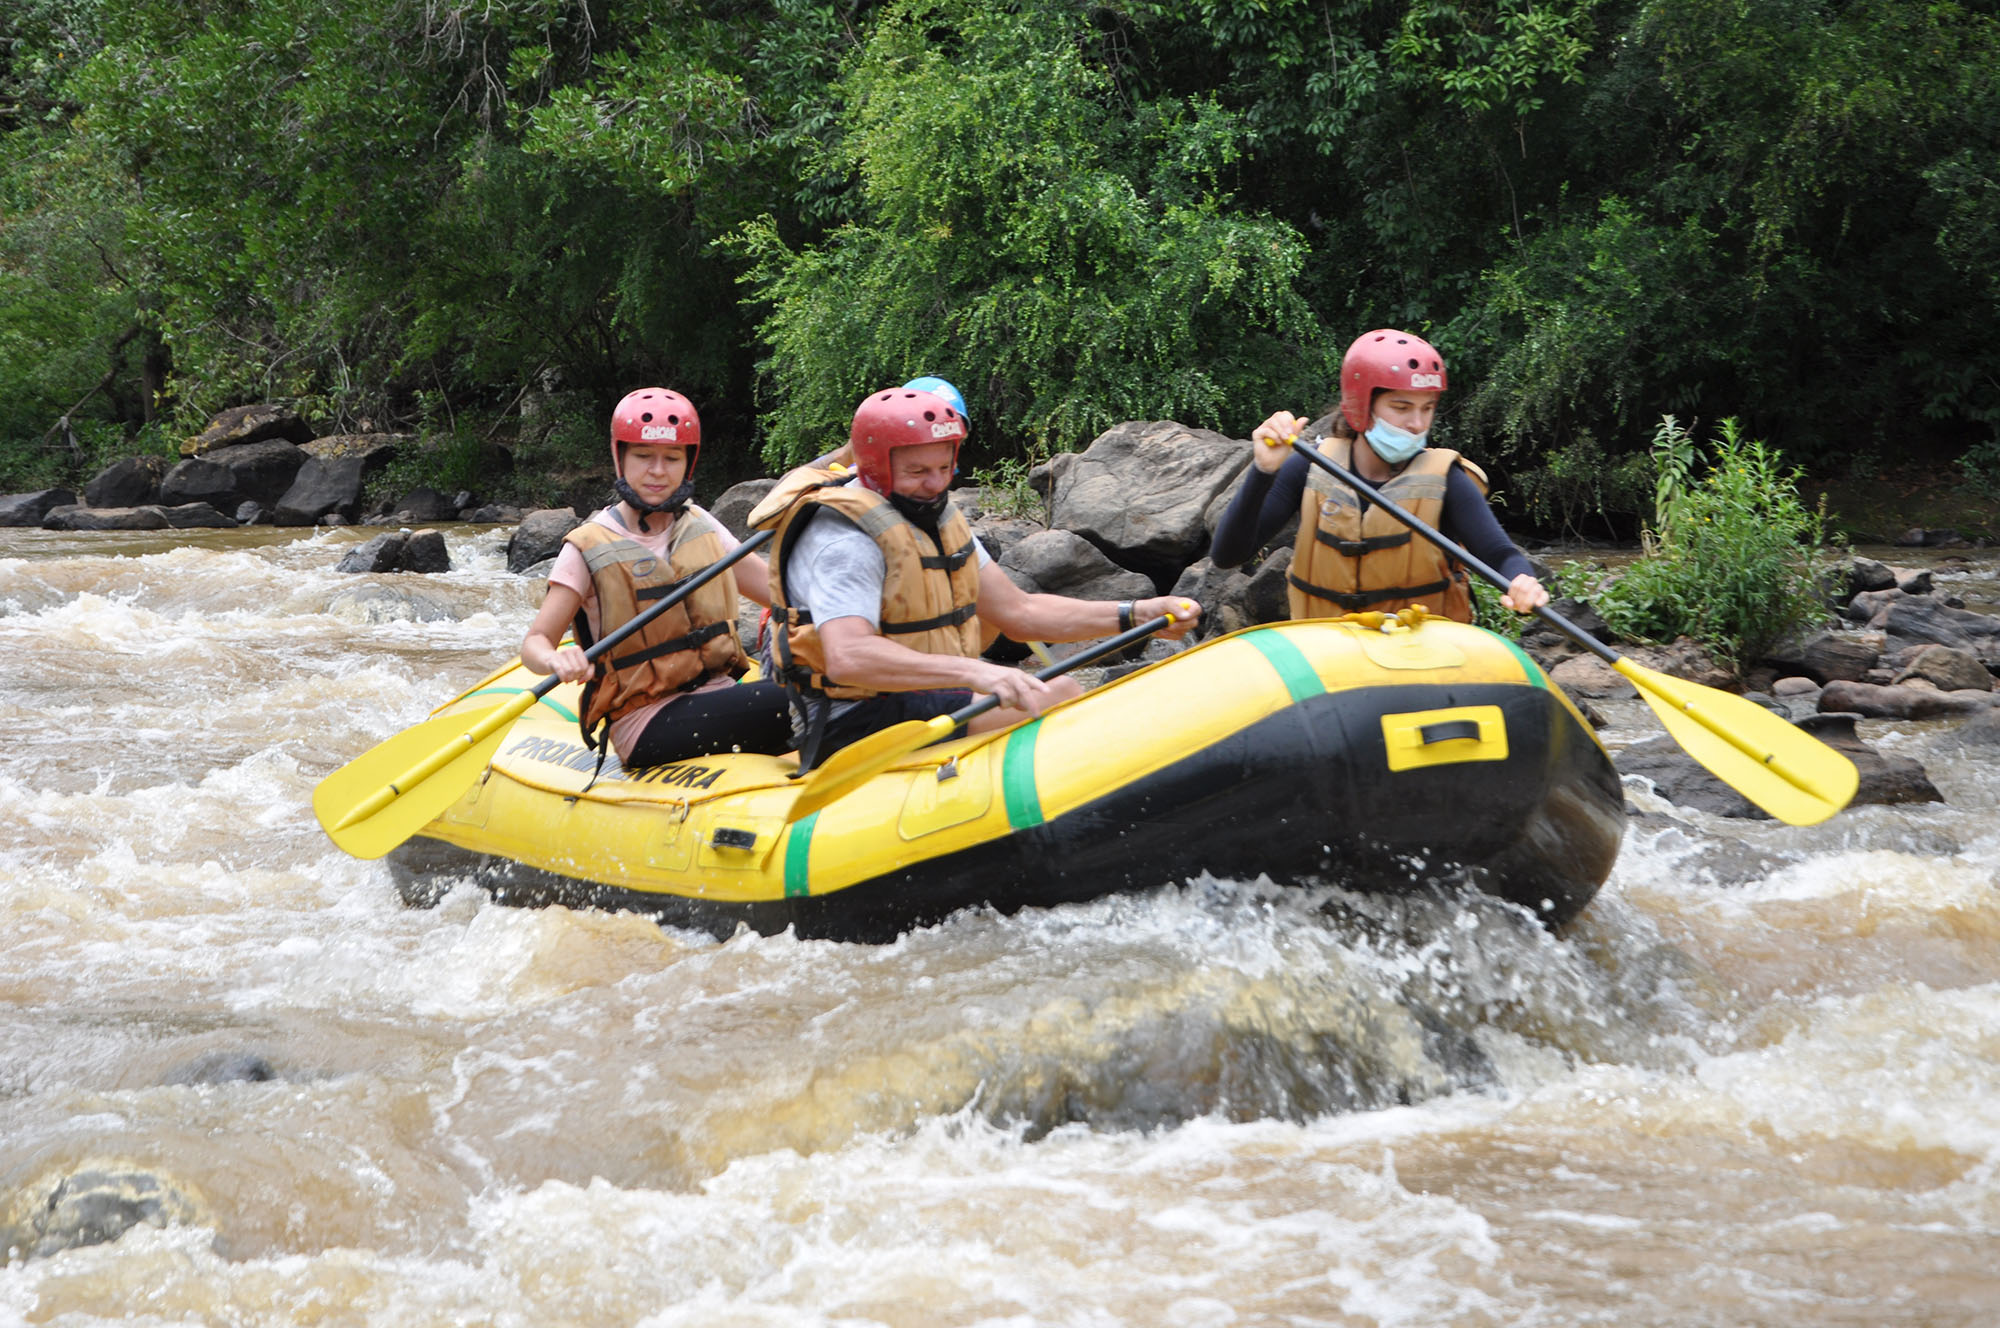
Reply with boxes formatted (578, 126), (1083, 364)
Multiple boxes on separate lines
(387, 616), (1624, 940)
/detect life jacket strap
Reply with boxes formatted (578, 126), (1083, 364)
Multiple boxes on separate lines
(881, 603), (979, 636)
(917, 546), (973, 573)
(608, 619), (732, 671)
(1286, 573), (1450, 611)
(1314, 529), (1412, 557)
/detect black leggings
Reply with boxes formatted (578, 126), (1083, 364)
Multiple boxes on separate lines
(623, 681), (795, 768)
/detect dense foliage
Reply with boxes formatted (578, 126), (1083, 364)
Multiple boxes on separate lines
(1567, 417), (1834, 665)
(2, 0), (1996, 505)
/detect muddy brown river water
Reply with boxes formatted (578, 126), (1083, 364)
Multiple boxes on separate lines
(2, 525), (1997, 1325)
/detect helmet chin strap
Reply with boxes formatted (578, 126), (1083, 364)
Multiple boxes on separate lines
(887, 488), (949, 537)
(615, 476), (694, 531)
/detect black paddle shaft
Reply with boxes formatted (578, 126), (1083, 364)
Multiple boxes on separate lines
(531, 472), (861, 701)
(526, 525), (775, 702)
(945, 612), (1179, 730)
(1289, 439), (1618, 665)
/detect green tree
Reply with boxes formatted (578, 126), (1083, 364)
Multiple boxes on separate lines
(732, 0), (1330, 465)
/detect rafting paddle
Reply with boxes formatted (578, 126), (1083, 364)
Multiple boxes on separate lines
(783, 609), (1186, 824)
(1287, 437), (1858, 826)
(315, 523), (783, 860)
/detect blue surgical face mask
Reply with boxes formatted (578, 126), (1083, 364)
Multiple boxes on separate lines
(1364, 417), (1429, 465)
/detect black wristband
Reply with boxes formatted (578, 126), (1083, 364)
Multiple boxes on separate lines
(1118, 601), (1135, 632)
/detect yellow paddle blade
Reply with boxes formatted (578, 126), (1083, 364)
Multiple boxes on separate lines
(312, 698), (529, 858)
(785, 714), (958, 824)
(1614, 659), (1859, 826)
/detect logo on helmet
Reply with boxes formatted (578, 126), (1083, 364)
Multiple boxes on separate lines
(930, 420), (964, 440)
(639, 424), (678, 441)
(1409, 374), (1443, 389)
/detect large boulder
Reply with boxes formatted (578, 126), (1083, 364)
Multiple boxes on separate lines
(709, 478), (777, 540)
(41, 505), (170, 531)
(1169, 558), (1254, 638)
(1891, 644), (1992, 692)
(1043, 421), (1252, 585)
(997, 529), (1155, 601)
(1519, 596), (1611, 665)
(335, 529), (452, 574)
(1818, 680), (2000, 720)
(508, 508), (583, 573)
(0, 488), (76, 527)
(388, 487), (453, 523)
(1243, 546), (1293, 625)
(301, 432), (406, 465)
(400, 528), (450, 573)
(1843, 556), (1897, 597)
(0, 1160), (208, 1260)
(158, 456), (242, 510)
(996, 529), (1159, 662)
(1761, 629), (1885, 684)
(1549, 655), (1638, 700)
(83, 455), (168, 508)
(966, 514), (1043, 566)
(1879, 595), (2000, 667)
(336, 533), (407, 573)
(209, 439), (308, 506)
(273, 456), (370, 526)
(271, 434), (404, 525)
(1201, 478), (1298, 561)
(1626, 637), (1737, 690)
(180, 402), (314, 456)
(157, 502), (237, 529)
(1844, 587), (1902, 624)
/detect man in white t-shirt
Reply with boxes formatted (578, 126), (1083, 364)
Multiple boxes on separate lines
(754, 386), (1199, 765)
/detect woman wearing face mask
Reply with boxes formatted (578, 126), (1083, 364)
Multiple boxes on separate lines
(1210, 329), (1547, 622)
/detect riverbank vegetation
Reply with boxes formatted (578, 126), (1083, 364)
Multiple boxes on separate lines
(1560, 417), (1835, 666)
(3, 0), (1998, 529)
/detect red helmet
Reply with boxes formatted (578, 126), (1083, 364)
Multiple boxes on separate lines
(848, 388), (966, 493)
(1339, 330), (1448, 432)
(609, 387), (700, 478)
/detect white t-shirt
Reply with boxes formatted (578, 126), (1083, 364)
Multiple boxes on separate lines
(779, 508), (990, 722)
(547, 504), (742, 762)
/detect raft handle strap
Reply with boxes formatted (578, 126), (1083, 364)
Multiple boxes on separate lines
(1419, 719), (1482, 745)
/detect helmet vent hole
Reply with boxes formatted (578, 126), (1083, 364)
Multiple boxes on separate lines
(1407, 359), (1420, 369)
(922, 410), (936, 421)
(641, 411), (654, 422)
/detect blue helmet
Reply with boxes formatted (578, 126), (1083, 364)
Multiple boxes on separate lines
(901, 376), (968, 423)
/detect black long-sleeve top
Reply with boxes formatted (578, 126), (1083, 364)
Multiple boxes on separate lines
(1210, 450), (1535, 582)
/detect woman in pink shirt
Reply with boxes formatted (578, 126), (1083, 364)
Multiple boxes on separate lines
(521, 388), (792, 767)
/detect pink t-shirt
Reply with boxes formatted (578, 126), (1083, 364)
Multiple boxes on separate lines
(548, 504), (742, 763)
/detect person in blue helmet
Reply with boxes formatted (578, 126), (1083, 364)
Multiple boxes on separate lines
(810, 375), (972, 469)
(901, 375), (968, 421)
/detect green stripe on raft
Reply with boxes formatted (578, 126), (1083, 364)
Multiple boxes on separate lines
(783, 811), (819, 898)
(1002, 721), (1045, 829)
(1242, 629), (1327, 702)
(1495, 634), (1549, 689)
(461, 686), (581, 723)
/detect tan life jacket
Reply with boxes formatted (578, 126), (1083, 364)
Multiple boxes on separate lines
(1286, 437), (1489, 623)
(750, 468), (983, 701)
(562, 510), (746, 741)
